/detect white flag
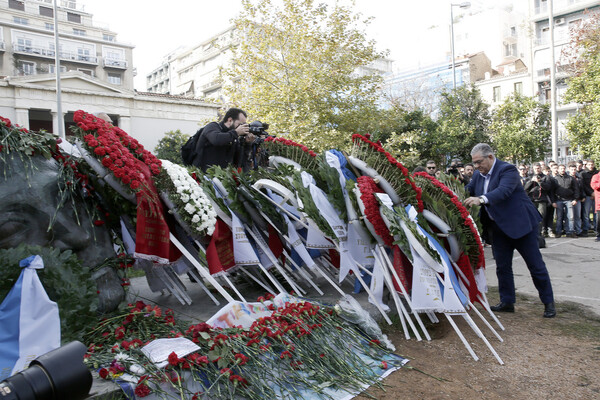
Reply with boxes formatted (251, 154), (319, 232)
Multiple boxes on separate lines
(284, 216), (316, 269)
(410, 250), (444, 312)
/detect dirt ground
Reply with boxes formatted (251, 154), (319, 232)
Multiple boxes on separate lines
(358, 290), (600, 400)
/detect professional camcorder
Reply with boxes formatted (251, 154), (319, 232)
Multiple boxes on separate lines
(248, 120), (269, 135)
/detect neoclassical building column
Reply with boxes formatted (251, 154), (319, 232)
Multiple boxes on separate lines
(118, 115), (131, 133)
(15, 108), (30, 130)
(50, 111), (65, 136)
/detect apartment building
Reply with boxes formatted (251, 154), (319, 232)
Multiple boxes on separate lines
(0, 0), (219, 152)
(530, 0), (600, 161)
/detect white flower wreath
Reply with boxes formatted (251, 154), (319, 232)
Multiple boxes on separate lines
(160, 159), (217, 236)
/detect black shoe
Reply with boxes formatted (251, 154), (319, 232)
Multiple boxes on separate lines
(544, 302), (556, 318)
(577, 232), (588, 237)
(595, 237), (600, 242)
(491, 302), (514, 312)
(568, 233), (578, 238)
(555, 233), (562, 238)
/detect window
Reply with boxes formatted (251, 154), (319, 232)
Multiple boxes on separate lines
(16, 37), (32, 52)
(493, 86), (501, 102)
(73, 29), (86, 36)
(103, 34), (115, 42)
(510, 26), (516, 36)
(13, 16), (29, 25)
(9, 0), (25, 11)
(77, 47), (91, 61)
(108, 73), (121, 85)
(19, 61), (35, 76)
(49, 64), (67, 74)
(67, 12), (81, 23)
(77, 68), (94, 76)
(45, 23), (54, 31)
(39, 6), (53, 17)
(514, 82), (523, 95)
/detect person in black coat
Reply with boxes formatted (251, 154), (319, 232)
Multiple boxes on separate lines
(192, 108), (255, 172)
(524, 162), (553, 238)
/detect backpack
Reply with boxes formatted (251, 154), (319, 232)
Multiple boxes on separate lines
(181, 127), (204, 166)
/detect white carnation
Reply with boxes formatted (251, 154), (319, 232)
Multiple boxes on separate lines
(184, 203), (195, 214)
(192, 214), (200, 223)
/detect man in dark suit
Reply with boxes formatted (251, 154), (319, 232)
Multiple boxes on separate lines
(464, 143), (556, 318)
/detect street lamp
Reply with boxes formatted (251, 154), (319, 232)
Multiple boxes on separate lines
(450, 2), (471, 90)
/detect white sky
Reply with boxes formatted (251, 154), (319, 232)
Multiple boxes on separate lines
(84, 0), (492, 90)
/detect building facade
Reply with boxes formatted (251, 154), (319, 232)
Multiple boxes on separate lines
(529, 0), (600, 162)
(0, 0), (220, 152)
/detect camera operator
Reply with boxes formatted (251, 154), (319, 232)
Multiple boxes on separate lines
(446, 159), (468, 184)
(192, 108), (256, 172)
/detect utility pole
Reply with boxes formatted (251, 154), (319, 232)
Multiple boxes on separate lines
(53, 0), (65, 140)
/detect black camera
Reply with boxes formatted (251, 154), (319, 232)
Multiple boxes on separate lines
(447, 159), (464, 173)
(248, 120), (269, 136)
(0, 342), (92, 400)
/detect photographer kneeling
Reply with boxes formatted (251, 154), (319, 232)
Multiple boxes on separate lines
(191, 108), (256, 172)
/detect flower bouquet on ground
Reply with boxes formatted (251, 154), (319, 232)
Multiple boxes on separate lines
(85, 296), (407, 399)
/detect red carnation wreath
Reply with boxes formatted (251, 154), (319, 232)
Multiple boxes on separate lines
(356, 176), (394, 247)
(413, 171), (484, 269)
(351, 134), (423, 213)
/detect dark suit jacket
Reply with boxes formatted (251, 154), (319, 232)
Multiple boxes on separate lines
(466, 159), (541, 239)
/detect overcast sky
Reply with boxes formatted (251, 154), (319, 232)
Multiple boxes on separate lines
(85, 0), (496, 90)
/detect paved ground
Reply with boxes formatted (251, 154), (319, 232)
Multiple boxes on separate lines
(483, 234), (600, 315)
(129, 234), (600, 321)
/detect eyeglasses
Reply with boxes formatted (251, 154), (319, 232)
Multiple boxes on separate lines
(427, 166), (436, 170)
(519, 168), (525, 170)
(472, 159), (484, 166)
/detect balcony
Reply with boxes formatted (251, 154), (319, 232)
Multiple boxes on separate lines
(60, 51), (98, 65)
(13, 43), (56, 58)
(13, 43), (98, 64)
(534, 32), (570, 47)
(103, 58), (127, 69)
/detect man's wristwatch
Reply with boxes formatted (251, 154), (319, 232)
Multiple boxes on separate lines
(478, 196), (485, 205)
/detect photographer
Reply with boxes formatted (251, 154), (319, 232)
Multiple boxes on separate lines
(191, 108), (256, 172)
(446, 158), (468, 184)
(524, 162), (553, 241)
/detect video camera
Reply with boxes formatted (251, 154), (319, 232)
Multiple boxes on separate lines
(248, 121), (269, 136)
(447, 159), (464, 174)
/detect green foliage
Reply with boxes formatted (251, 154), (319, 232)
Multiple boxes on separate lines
(369, 107), (439, 170)
(436, 85), (491, 165)
(154, 130), (190, 165)
(564, 12), (600, 161)
(0, 245), (98, 343)
(224, 0), (386, 152)
(490, 94), (551, 163)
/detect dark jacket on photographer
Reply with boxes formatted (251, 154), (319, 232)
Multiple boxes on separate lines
(191, 121), (251, 172)
(524, 173), (552, 203)
(551, 173), (579, 202)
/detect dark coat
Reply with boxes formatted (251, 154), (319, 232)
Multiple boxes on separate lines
(466, 159), (541, 239)
(523, 173), (553, 203)
(551, 173), (579, 202)
(191, 121), (250, 172)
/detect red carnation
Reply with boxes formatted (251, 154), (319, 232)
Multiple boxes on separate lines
(98, 368), (109, 379)
(134, 383), (151, 397)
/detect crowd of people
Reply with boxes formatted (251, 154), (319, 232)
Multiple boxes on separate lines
(417, 158), (600, 243)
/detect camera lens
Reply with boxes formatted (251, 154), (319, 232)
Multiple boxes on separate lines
(0, 342), (92, 400)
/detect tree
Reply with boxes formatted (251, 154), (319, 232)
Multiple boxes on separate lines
(154, 130), (190, 164)
(436, 85), (491, 166)
(369, 107), (439, 170)
(223, 0), (386, 151)
(564, 12), (600, 161)
(490, 94), (551, 163)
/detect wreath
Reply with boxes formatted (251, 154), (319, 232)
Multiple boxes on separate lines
(351, 134), (423, 212)
(356, 176), (394, 246)
(155, 160), (217, 237)
(413, 172), (484, 269)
